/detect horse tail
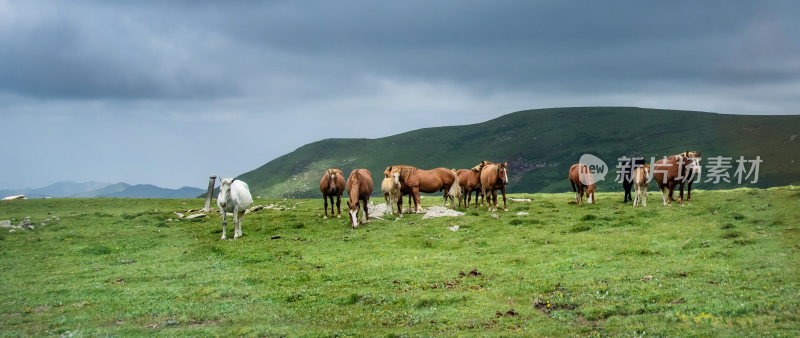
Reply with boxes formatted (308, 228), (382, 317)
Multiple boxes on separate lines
(448, 169), (462, 198)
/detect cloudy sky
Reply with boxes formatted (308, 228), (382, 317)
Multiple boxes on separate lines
(1, 1), (798, 190)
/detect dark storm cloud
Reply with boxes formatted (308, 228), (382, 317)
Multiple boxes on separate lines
(1, 0), (799, 190)
(3, 1), (799, 101)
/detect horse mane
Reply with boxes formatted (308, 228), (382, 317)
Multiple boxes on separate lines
(471, 160), (493, 172)
(390, 165), (418, 180)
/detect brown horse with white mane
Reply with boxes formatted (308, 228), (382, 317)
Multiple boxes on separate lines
(319, 168), (345, 218)
(385, 165), (461, 213)
(346, 169), (374, 228)
(652, 151), (701, 206)
(480, 162), (509, 211)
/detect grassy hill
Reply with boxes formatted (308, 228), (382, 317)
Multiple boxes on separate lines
(0, 188), (797, 335)
(239, 107), (800, 198)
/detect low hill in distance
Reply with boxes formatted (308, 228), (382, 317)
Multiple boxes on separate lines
(238, 107), (800, 198)
(1, 182), (204, 199)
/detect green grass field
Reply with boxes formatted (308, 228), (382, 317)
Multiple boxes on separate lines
(1, 187), (799, 336)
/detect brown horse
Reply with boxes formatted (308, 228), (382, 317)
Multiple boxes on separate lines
(568, 163), (596, 205)
(385, 165), (460, 213)
(319, 168), (345, 218)
(346, 169), (374, 228)
(652, 151), (701, 206)
(457, 168), (483, 209)
(668, 151), (702, 201)
(480, 162), (509, 211)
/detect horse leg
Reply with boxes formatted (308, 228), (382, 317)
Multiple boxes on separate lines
(236, 210), (245, 238)
(686, 181), (693, 201)
(642, 184), (648, 207)
(232, 205), (241, 239)
(220, 209), (227, 240)
(363, 198), (370, 223)
(570, 181), (578, 203)
(633, 185), (639, 207)
(323, 194), (329, 218)
(413, 188), (422, 213)
(336, 195), (342, 217)
(501, 186), (507, 212)
(679, 181), (685, 206)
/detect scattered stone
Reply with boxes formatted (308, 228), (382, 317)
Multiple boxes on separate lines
(118, 259), (134, 264)
(366, 202), (396, 218)
(184, 213), (207, 219)
(516, 212), (529, 216)
(271, 235), (281, 240)
(18, 217), (33, 230)
(490, 214), (500, 219)
(173, 212), (185, 218)
(2, 195), (25, 200)
(246, 205), (266, 214)
(447, 225), (460, 232)
(642, 275), (654, 282)
(711, 210), (718, 215)
(509, 198), (531, 202)
(422, 206), (465, 219)
(0, 220), (12, 228)
(72, 301), (89, 307)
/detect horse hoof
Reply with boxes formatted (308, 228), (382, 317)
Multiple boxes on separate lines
(337, 215), (341, 218)
(220, 236), (227, 240)
(504, 209), (509, 212)
(323, 216), (328, 219)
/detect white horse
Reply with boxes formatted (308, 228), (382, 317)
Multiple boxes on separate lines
(632, 164), (650, 207)
(217, 178), (253, 239)
(381, 172), (401, 215)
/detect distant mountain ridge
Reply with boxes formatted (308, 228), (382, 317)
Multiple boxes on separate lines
(236, 107), (800, 198)
(1, 182), (204, 199)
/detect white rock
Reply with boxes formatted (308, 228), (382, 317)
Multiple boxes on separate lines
(516, 212), (529, 216)
(367, 202), (396, 218)
(448, 225), (460, 231)
(422, 206), (465, 219)
(173, 212), (185, 218)
(2, 195), (25, 201)
(185, 213), (207, 219)
(509, 198), (532, 202)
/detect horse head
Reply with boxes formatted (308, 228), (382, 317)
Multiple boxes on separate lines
(217, 178), (234, 208)
(498, 162), (509, 185)
(384, 166), (392, 178)
(586, 184), (596, 204)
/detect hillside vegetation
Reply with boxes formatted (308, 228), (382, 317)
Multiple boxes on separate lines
(0, 188), (797, 335)
(238, 107), (800, 198)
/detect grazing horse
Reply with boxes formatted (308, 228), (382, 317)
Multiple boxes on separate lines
(480, 162), (509, 212)
(621, 157), (646, 203)
(381, 171), (402, 215)
(568, 163), (596, 205)
(346, 169), (374, 228)
(669, 151), (702, 201)
(632, 164), (650, 207)
(456, 168), (483, 209)
(319, 168), (346, 218)
(653, 151), (701, 206)
(385, 165), (461, 213)
(217, 178), (253, 239)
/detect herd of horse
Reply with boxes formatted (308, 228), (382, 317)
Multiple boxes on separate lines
(215, 151), (702, 237)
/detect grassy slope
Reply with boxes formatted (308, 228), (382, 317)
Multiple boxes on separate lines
(238, 107), (800, 198)
(0, 188), (798, 336)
